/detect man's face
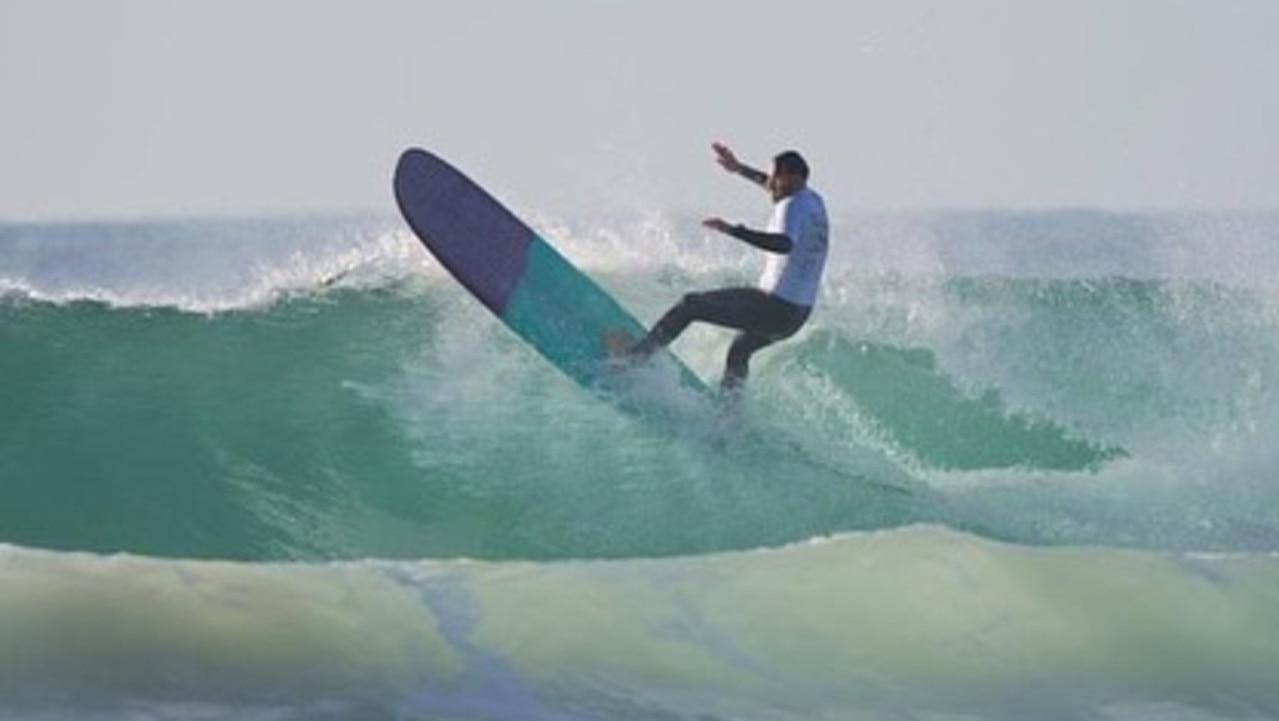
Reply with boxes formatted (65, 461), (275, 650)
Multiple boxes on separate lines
(768, 168), (803, 201)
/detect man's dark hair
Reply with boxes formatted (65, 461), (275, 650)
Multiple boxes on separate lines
(773, 150), (809, 179)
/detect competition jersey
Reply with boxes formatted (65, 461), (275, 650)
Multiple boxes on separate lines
(757, 186), (829, 307)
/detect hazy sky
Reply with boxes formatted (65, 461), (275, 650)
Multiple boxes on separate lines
(2, 0), (1277, 220)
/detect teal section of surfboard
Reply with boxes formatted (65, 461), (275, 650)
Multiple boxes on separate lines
(504, 235), (709, 395)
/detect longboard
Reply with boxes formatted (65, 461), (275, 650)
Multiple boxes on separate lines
(393, 148), (709, 408)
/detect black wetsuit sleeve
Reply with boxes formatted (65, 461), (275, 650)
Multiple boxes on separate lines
(726, 224), (793, 254)
(736, 165), (769, 186)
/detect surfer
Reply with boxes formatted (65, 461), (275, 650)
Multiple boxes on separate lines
(612, 143), (829, 394)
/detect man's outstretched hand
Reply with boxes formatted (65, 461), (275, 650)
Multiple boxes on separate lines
(703, 217), (733, 234)
(712, 142), (741, 173)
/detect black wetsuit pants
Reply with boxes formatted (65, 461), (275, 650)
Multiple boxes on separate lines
(633, 287), (811, 391)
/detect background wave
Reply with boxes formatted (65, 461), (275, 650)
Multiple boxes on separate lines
(5, 527), (1279, 720)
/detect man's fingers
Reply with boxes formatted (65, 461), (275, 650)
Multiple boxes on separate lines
(712, 142), (736, 165)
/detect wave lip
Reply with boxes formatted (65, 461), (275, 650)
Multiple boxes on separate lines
(0, 215), (418, 312)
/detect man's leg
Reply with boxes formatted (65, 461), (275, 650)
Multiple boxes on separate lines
(721, 330), (779, 393)
(630, 288), (769, 359)
(720, 295), (812, 392)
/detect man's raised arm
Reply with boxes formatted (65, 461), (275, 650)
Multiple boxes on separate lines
(712, 142), (768, 187)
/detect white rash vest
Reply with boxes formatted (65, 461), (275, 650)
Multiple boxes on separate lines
(757, 186), (829, 307)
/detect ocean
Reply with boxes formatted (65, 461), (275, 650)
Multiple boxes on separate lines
(3, 208), (1279, 719)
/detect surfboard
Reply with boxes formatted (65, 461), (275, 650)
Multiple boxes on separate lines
(393, 148), (709, 408)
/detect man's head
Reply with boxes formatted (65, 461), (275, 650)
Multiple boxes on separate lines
(768, 150), (810, 201)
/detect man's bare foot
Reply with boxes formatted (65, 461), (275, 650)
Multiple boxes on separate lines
(603, 328), (637, 358)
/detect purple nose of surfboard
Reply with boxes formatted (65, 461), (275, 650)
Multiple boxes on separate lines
(393, 148), (531, 315)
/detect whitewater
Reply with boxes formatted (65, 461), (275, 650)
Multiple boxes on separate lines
(3, 208), (1279, 719)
